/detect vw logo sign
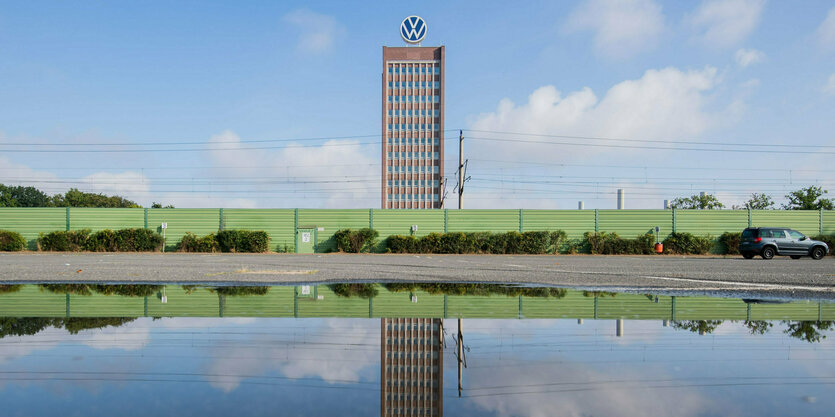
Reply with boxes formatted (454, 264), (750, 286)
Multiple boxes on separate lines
(400, 16), (427, 44)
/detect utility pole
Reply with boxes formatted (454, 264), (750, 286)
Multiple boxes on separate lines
(457, 317), (463, 397)
(458, 130), (464, 209)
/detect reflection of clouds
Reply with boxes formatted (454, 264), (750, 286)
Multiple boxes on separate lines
(466, 359), (719, 417)
(203, 318), (379, 392)
(0, 320), (152, 364)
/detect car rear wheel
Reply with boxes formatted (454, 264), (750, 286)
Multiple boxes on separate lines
(811, 247), (826, 260)
(761, 247), (775, 260)
(790, 255), (802, 259)
(742, 253), (755, 259)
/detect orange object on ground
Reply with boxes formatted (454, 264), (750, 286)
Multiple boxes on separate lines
(655, 243), (663, 253)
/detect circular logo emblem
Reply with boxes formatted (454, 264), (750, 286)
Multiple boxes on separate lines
(400, 16), (427, 44)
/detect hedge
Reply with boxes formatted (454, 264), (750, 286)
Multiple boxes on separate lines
(583, 232), (654, 255)
(0, 230), (26, 251)
(386, 231), (566, 254)
(718, 232), (742, 255)
(178, 230), (270, 253)
(334, 228), (379, 253)
(663, 232), (713, 255)
(38, 229), (163, 252)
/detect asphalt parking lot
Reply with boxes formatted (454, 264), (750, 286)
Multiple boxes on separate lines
(1, 253), (833, 299)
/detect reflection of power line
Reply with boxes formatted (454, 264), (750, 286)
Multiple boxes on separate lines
(462, 381), (835, 398)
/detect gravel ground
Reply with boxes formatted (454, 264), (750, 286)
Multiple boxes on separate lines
(1, 252), (833, 299)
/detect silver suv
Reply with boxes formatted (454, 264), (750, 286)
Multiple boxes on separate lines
(739, 227), (829, 260)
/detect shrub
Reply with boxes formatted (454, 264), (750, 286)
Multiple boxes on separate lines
(329, 283), (379, 298)
(91, 284), (163, 297)
(86, 228), (163, 252)
(334, 228), (379, 253)
(216, 230), (270, 253)
(583, 232), (654, 255)
(0, 230), (26, 251)
(385, 230), (566, 254)
(38, 229), (90, 251)
(812, 235), (835, 256)
(212, 286), (270, 296)
(383, 283), (567, 298)
(0, 285), (23, 294)
(663, 232), (713, 255)
(177, 232), (219, 252)
(718, 232), (742, 255)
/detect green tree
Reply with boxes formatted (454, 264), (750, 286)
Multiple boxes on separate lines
(733, 193), (774, 210)
(744, 320), (772, 335)
(51, 188), (140, 208)
(0, 317), (59, 339)
(783, 321), (834, 343)
(0, 184), (52, 207)
(672, 320), (723, 335)
(151, 202), (175, 208)
(783, 186), (834, 210)
(670, 194), (725, 209)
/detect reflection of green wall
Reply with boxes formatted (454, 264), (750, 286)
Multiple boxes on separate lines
(0, 285), (833, 322)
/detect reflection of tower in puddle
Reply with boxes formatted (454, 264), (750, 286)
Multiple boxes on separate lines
(381, 318), (444, 416)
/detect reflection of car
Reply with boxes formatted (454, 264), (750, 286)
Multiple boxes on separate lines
(739, 227), (829, 260)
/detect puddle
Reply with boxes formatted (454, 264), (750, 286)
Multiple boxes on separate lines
(1, 283), (834, 416)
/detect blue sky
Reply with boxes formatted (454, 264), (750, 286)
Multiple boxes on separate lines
(1, 0), (834, 208)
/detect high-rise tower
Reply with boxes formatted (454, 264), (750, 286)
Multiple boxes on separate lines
(381, 44), (444, 209)
(381, 318), (444, 416)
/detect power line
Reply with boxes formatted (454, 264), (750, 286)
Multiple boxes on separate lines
(0, 140), (380, 153)
(466, 136), (835, 155)
(465, 129), (835, 149)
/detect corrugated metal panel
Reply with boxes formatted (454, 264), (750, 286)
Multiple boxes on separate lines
(597, 294), (672, 319)
(297, 209), (369, 252)
(521, 210), (595, 239)
(147, 209), (220, 250)
(372, 209), (445, 237)
(0, 207), (66, 249)
(298, 286), (369, 317)
(70, 293), (145, 317)
(521, 291), (594, 318)
(372, 289), (444, 317)
(598, 210), (672, 238)
(674, 297), (747, 320)
(69, 208), (145, 232)
(223, 209), (296, 252)
(750, 301), (820, 321)
(447, 209), (519, 233)
(146, 286), (220, 317)
(752, 210), (821, 236)
(0, 285), (66, 317)
(822, 303), (835, 320)
(822, 211), (834, 235)
(676, 210), (748, 236)
(447, 295), (518, 318)
(223, 286), (294, 317)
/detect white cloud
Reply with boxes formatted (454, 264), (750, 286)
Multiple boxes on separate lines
(564, 0), (666, 59)
(470, 66), (720, 163)
(205, 130), (378, 208)
(78, 171), (151, 201)
(734, 48), (764, 67)
(818, 7), (835, 50)
(825, 74), (835, 95)
(283, 9), (345, 54)
(688, 0), (765, 48)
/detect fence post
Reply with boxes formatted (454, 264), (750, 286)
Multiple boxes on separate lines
(219, 208), (224, 231)
(444, 209), (449, 233)
(748, 208), (752, 228)
(821, 209), (824, 235)
(671, 208), (676, 233)
(519, 209), (524, 233)
(369, 209), (374, 229)
(294, 209), (299, 253)
(144, 208), (149, 229)
(65, 207), (70, 231)
(594, 209), (599, 232)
